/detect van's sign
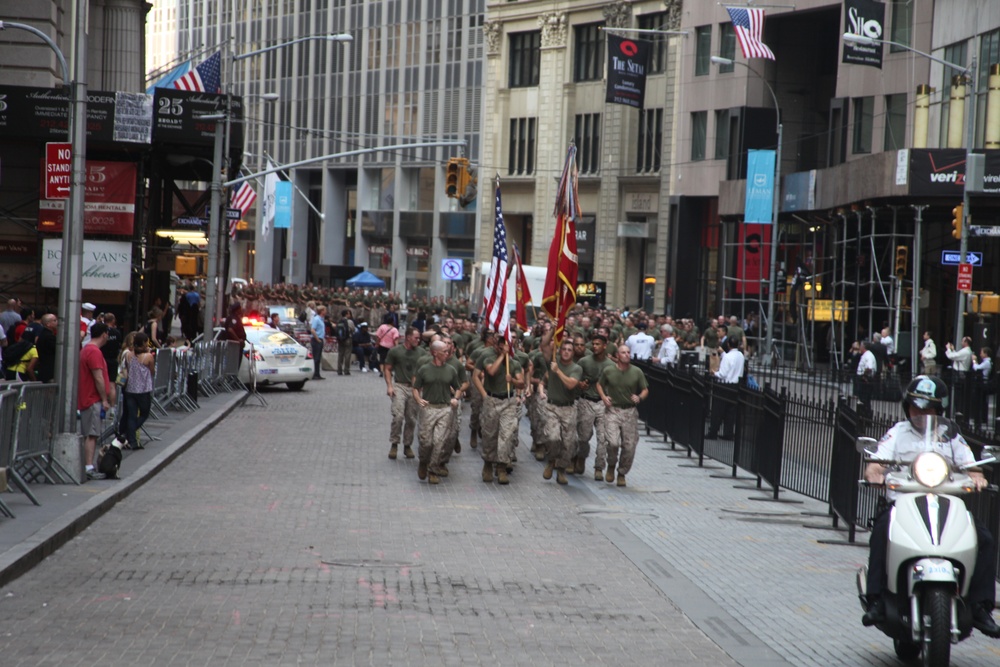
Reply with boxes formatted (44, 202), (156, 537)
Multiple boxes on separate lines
(41, 239), (132, 291)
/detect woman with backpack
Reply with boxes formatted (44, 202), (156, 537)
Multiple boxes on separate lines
(2, 328), (38, 381)
(116, 332), (156, 450)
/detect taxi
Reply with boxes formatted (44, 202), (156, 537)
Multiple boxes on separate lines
(240, 317), (313, 391)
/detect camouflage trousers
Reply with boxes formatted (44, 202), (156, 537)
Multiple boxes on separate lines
(481, 395), (518, 466)
(389, 382), (418, 447)
(469, 388), (483, 433)
(417, 404), (452, 473)
(526, 391), (548, 448)
(543, 402), (578, 470)
(604, 405), (639, 475)
(576, 398), (606, 468)
(438, 402), (461, 466)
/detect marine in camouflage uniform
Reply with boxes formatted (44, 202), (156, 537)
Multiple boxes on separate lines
(412, 340), (462, 484)
(576, 334), (615, 479)
(597, 344), (650, 488)
(540, 338), (582, 485)
(383, 327), (428, 460)
(472, 337), (524, 484)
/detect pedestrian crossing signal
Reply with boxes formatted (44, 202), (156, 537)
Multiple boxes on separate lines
(894, 246), (908, 279)
(446, 157), (468, 198)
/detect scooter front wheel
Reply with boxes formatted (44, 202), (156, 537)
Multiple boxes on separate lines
(921, 585), (952, 667)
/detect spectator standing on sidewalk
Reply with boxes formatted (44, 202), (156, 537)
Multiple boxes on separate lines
(374, 313), (400, 377)
(854, 339), (878, 408)
(309, 305), (326, 380)
(656, 324), (679, 366)
(117, 332), (155, 450)
(945, 336), (973, 372)
(412, 340), (462, 485)
(101, 313), (123, 383)
(706, 337), (746, 438)
(80, 322), (115, 480)
(624, 322), (656, 361)
(597, 343), (649, 487)
(35, 313), (58, 383)
(383, 327), (425, 460)
(920, 331), (938, 375)
(336, 309), (355, 376)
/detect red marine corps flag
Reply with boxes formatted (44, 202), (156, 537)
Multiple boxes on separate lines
(541, 144), (580, 346)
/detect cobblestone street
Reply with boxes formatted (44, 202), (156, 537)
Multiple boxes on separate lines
(1, 373), (999, 665)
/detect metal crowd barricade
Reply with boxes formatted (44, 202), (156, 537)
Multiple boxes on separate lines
(150, 348), (174, 417)
(220, 340), (246, 391)
(0, 388), (19, 517)
(756, 386), (787, 500)
(12, 383), (73, 493)
(733, 382), (764, 480)
(171, 348), (199, 411)
(194, 341), (219, 396)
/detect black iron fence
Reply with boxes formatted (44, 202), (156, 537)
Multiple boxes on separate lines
(637, 361), (1000, 581)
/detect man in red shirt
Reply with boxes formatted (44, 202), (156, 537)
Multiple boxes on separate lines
(79, 322), (115, 480)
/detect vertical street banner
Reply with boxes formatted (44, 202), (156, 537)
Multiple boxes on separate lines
(842, 0), (885, 68)
(744, 149), (775, 224)
(735, 223), (771, 295)
(605, 34), (651, 109)
(273, 180), (293, 229)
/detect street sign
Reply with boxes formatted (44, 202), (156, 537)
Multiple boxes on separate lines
(44, 142), (72, 200)
(441, 258), (464, 281)
(970, 225), (1000, 237)
(941, 250), (983, 266)
(957, 262), (973, 292)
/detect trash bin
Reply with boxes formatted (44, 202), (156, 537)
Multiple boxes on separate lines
(187, 371), (199, 405)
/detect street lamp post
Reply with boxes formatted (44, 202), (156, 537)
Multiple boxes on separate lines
(711, 56), (783, 366)
(202, 33), (353, 339)
(843, 33), (977, 347)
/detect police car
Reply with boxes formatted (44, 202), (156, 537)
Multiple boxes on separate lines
(241, 319), (314, 391)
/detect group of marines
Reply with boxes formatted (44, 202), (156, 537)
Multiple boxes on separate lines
(380, 310), (651, 488)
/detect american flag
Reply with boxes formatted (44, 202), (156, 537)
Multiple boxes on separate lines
(725, 7), (775, 61)
(230, 181), (257, 216)
(173, 51), (222, 93)
(482, 177), (511, 348)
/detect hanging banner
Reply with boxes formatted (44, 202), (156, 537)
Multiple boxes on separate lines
(735, 223), (771, 296)
(273, 180), (293, 229)
(781, 170), (817, 212)
(842, 0), (885, 69)
(37, 160), (137, 235)
(744, 149), (775, 223)
(605, 35), (651, 109)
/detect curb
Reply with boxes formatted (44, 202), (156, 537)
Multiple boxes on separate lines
(0, 393), (245, 589)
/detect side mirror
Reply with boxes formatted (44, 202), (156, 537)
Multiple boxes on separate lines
(856, 436), (879, 456)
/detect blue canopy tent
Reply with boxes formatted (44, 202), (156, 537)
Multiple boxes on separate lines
(346, 270), (386, 289)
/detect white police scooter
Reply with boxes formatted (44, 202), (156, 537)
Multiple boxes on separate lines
(856, 417), (996, 666)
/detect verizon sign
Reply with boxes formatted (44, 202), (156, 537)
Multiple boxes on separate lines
(44, 142), (72, 199)
(908, 149), (1000, 196)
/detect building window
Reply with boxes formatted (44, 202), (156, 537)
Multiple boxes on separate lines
(691, 111), (707, 161)
(889, 1), (913, 52)
(509, 31), (540, 88)
(508, 117), (536, 175)
(718, 23), (736, 72)
(574, 113), (601, 175)
(638, 12), (668, 74)
(939, 42), (968, 147)
(695, 25), (712, 76)
(574, 23), (605, 82)
(977, 29), (1000, 146)
(852, 96), (873, 154)
(715, 109), (731, 160)
(884, 93), (907, 151)
(637, 108), (663, 173)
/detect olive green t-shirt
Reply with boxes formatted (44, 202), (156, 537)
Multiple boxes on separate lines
(384, 344), (426, 384)
(529, 349), (548, 381)
(703, 326), (719, 349)
(476, 349), (522, 396)
(446, 355), (468, 387)
(546, 359), (582, 406)
(598, 364), (649, 409)
(577, 353), (615, 400)
(413, 362), (460, 405)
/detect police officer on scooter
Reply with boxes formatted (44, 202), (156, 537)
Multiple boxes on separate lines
(862, 375), (1000, 637)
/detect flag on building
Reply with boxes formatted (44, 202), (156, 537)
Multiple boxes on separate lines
(145, 60), (193, 95)
(230, 181), (257, 217)
(512, 242), (532, 331)
(541, 145), (580, 346)
(725, 7), (775, 60)
(482, 177), (511, 348)
(173, 51), (222, 93)
(261, 160), (278, 241)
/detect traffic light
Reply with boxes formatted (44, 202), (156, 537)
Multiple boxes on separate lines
(894, 246), (908, 279)
(951, 203), (964, 239)
(445, 157), (468, 198)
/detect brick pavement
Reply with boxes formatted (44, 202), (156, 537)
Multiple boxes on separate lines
(0, 374), (738, 666)
(2, 371), (998, 665)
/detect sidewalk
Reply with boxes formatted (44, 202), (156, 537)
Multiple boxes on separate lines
(0, 389), (245, 589)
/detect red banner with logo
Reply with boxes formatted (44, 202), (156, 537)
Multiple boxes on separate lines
(735, 223), (771, 295)
(38, 160), (137, 235)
